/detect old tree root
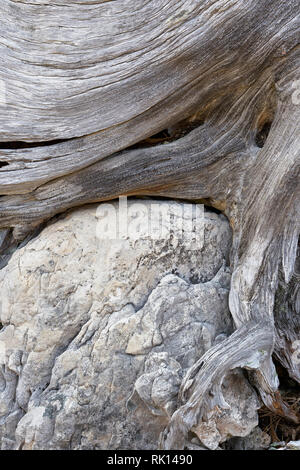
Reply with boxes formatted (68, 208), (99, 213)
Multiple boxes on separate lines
(0, 0), (299, 449)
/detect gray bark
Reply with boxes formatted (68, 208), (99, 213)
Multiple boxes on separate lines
(0, 0), (299, 449)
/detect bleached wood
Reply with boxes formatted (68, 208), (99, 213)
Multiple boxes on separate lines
(0, 0), (299, 449)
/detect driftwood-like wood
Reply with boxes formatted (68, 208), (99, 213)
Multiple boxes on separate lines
(0, 0), (299, 449)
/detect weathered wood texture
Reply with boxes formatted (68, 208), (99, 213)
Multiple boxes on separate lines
(0, 0), (299, 449)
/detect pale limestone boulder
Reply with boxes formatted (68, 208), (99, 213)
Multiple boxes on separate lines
(0, 200), (259, 449)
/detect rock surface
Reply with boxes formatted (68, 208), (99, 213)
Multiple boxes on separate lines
(0, 200), (260, 449)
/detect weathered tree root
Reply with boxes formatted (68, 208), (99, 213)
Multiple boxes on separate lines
(159, 322), (272, 449)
